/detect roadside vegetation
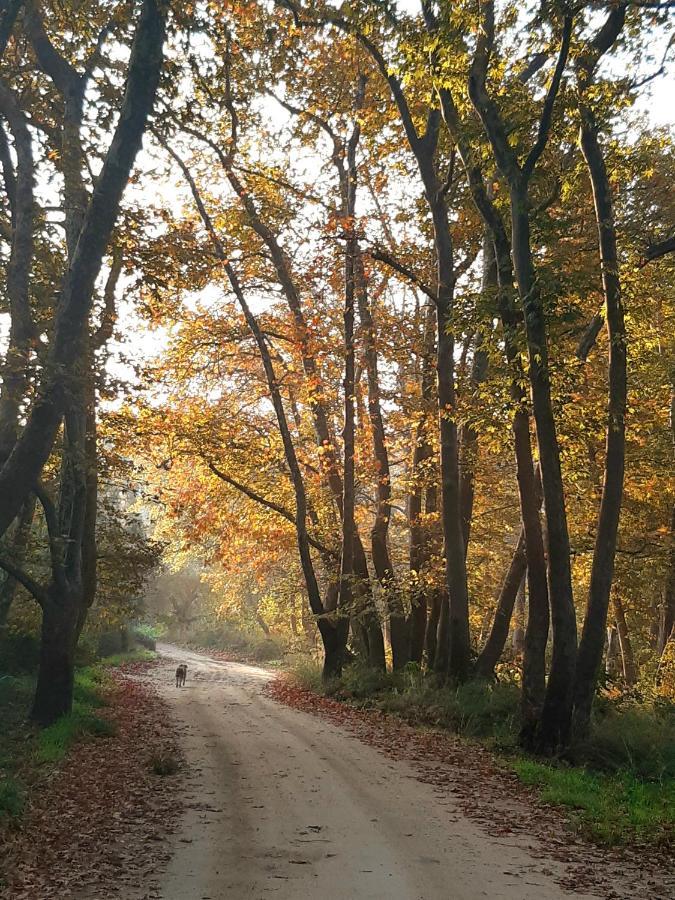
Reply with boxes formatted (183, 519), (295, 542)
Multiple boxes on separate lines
(0, 648), (154, 827)
(291, 661), (674, 845)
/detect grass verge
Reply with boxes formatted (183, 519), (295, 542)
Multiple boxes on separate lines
(290, 660), (674, 846)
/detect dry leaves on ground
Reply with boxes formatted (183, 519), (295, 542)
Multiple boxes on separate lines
(0, 661), (184, 900)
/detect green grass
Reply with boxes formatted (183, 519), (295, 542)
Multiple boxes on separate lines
(513, 759), (674, 844)
(98, 647), (156, 668)
(36, 703), (116, 764)
(290, 660), (674, 845)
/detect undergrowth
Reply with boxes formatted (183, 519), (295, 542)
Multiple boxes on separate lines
(290, 660), (674, 845)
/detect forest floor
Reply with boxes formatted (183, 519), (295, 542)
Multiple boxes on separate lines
(0, 658), (184, 899)
(126, 644), (672, 900)
(2, 646), (672, 899)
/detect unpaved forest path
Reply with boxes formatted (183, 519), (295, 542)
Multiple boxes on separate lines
(142, 644), (598, 900)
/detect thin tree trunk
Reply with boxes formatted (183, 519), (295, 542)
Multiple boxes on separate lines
(512, 577), (526, 654)
(657, 506), (675, 656)
(355, 247), (404, 668)
(426, 185), (471, 681)
(510, 193), (578, 752)
(613, 596), (636, 685)
(573, 106), (627, 736)
(458, 234), (492, 551)
(474, 533), (526, 679)
(409, 304), (436, 664)
(338, 122), (359, 670)
(605, 625), (620, 677)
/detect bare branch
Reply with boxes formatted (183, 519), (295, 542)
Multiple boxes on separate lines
(369, 245), (437, 301)
(640, 234), (675, 266)
(0, 556), (46, 606)
(522, 16), (573, 180)
(206, 460), (337, 559)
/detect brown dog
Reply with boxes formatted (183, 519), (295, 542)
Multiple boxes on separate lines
(175, 664), (187, 687)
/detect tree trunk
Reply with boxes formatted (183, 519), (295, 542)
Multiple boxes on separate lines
(409, 304), (437, 664)
(605, 625), (620, 677)
(512, 577), (526, 654)
(573, 108), (627, 737)
(31, 586), (79, 726)
(511, 192), (577, 752)
(613, 596), (636, 685)
(657, 504), (675, 656)
(339, 145), (358, 667)
(474, 533), (526, 679)
(458, 234), (492, 551)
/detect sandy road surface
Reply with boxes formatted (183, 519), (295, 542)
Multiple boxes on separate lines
(149, 644), (594, 900)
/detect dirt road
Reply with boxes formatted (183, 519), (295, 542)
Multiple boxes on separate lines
(150, 644), (594, 900)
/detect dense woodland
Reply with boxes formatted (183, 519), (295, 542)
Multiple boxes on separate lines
(0, 0), (673, 758)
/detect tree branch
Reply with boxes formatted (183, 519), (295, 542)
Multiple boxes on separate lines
(369, 245), (437, 300)
(0, 556), (46, 606)
(640, 234), (675, 266)
(522, 16), (573, 180)
(206, 460), (338, 559)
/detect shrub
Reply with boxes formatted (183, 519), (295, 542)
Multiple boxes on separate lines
(331, 662), (398, 699)
(149, 751), (180, 776)
(576, 705), (675, 781)
(131, 624), (158, 651)
(0, 776), (24, 822)
(290, 659), (324, 692)
(0, 631), (40, 674)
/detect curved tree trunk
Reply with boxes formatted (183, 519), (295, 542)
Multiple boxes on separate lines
(572, 104), (627, 736)
(474, 532), (526, 679)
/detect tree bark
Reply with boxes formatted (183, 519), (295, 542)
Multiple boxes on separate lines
(408, 304), (436, 664)
(31, 586), (80, 725)
(474, 532), (527, 679)
(573, 104), (627, 736)
(512, 577), (526, 654)
(613, 596), (636, 685)
(657, 506), (675, 656)
(354, 246), (402, 667)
